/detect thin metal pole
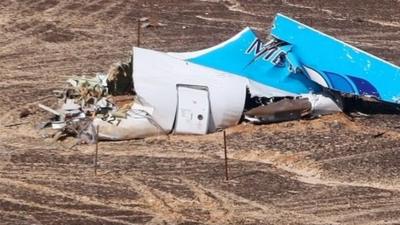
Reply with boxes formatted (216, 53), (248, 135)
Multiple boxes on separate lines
(94, 125), (99, 176)
(319, 0), (322, 12)
(223, 130), (229, 181)
(137, 19), (141, 47)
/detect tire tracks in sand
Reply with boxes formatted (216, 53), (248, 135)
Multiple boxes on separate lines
(118, 173), (337, 224)
(231, 149), (400, 192)
(0, 177), (148, 225)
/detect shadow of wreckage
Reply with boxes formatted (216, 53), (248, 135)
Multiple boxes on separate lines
(38, 13), (400, 142)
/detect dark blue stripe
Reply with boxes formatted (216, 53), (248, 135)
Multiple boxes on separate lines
(324, 72), (355, 94)
(348, 75), (381, 98)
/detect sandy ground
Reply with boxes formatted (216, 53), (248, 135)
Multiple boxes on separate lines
(0, 0), (400, 224)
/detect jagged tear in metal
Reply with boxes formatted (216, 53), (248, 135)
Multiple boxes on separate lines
(171, 13), (400, 103)
(39, 14), (400, 141)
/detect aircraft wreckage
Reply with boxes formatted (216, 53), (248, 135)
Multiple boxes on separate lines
(39, 14), (400, 142)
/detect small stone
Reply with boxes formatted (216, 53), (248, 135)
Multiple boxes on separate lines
(19, 108), (31, 118)
(139, 17), (149, 22)
(141, 22), (152, 28)
(330, 120), (342, 129)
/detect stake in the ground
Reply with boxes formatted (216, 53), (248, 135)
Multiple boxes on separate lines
(94, 125), (99, 175)
(223, 130), (229, 181)
(137, 19), (141, 47)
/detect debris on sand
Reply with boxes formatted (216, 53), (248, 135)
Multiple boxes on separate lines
(37, 13), (400, 143)
(38, 58), (138, 143)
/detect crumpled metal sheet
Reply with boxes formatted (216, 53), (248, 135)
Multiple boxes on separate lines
(133, 47), (248, 133)
(245, 98), (311, 124)
(271, 13), (400, 103)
